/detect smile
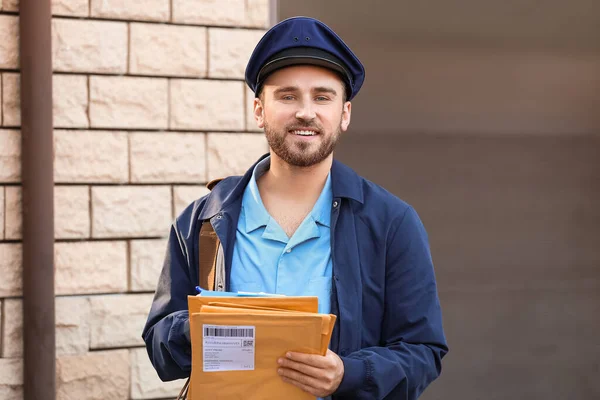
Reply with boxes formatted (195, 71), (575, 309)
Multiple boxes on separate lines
(291, 130), (318, 136)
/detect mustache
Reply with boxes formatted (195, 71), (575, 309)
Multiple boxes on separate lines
(286, 123), (322, 132)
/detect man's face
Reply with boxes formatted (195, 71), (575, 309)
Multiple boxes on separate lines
(253, 65), (352, 167)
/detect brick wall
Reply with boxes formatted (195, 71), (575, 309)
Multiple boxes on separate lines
(0, 0), (269, 398)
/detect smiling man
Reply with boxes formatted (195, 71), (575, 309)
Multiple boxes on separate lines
(143, 17), (448, 399)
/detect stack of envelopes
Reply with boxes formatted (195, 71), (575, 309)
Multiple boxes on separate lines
(187, 295), (336, 400)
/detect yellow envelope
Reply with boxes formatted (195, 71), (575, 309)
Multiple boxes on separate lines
(188, 312), (333, 400)
(188, 295), (319, 314)
(199, 304), (336, 356)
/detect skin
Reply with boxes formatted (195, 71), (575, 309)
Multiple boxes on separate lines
(252, 65), (351, 396)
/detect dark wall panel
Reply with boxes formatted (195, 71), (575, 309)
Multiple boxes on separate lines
(335, 133), (600, 399)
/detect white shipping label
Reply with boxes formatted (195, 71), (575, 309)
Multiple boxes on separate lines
(202, 325), (256, 372)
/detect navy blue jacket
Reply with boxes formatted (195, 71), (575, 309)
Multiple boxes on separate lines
(142, 156), (448, 399)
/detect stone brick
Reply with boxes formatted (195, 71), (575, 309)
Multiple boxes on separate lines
(2, 299), (21, 357)
(5, 74), (95, 129)
(0, 16), (19, 69)
(172, 0), (245, 26)
(209, 28), (265, 78)
(245, 0), (270, 28)
(130, 23), (207, 77)
(129, 238), (168, 292)
(1, 300), (19, 358)
(89, 294), (153, 349)
(92, 186), (171, 238)
(130, 132), (206, 183)
(57, 350), (129, 400)
(52, 0), (89, 17)
(56, 296), (91, 355)
(173, 185), (210, 217)
(90, 76), (168, 129)
(0, 130), (20, 182)
(54, 130), (128, 183)
(130, 348), (185, 399)
(0, 187), (4, 239)
(90, 0), (169, 22)
(2, 73), (20, 126)
(53, 74), (89, 128)
(2, 297), (91, 358)
(207, 133), (267, 179)
(0, 243), (21, 297)
(55, 241), (127, 295)
(53, 19), (127, 73)
(1, 0), (19, 12)
(4, 186), (21, 240)
(170, 80), (244, 130)
(0, 358), (22, 400)
(246, 85), (261, 132)
(54, 186), (90, 239)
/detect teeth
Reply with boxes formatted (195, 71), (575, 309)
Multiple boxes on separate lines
(293, 130), (317, 136)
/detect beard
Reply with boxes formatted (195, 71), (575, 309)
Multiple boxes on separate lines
(264, 119), (343, 167)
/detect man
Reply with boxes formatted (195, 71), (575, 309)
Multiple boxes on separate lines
(143, 16), (448, 399)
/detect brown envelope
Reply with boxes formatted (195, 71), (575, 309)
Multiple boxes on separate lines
(199, 304), (336, 356)
(189, 312), (331, 400)
(187, 295), (319, 314)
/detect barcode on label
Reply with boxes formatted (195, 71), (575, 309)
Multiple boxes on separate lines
(204, 327), (254, 338)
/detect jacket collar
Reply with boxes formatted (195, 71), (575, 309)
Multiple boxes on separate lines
(198, 154), (364, 221)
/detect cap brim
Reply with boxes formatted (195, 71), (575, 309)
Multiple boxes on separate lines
(256, 47), (353, 93)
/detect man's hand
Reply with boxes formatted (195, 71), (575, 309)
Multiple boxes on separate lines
(277, 349), (344, 397)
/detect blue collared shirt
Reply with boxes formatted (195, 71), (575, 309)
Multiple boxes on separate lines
(230, 157), (333, 314)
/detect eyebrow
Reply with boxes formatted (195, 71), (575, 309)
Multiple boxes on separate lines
(272, 86), (338, 97)
(273, 86), (299, 96)
(313, 86), (337, 96)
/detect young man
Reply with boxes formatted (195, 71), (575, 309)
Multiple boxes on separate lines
(143, 17), (448, 399)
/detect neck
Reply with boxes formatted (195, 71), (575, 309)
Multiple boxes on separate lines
(259, 151), (333, 200)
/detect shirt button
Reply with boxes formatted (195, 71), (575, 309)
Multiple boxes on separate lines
(333, 201), (339, 208)
(286, 248), (292, 253)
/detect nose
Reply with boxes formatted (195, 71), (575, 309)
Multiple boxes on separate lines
(295, 101), (316, 121)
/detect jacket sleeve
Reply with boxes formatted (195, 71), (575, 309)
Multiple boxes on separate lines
(142, 219), (197, 381)
(335, 206), (448, 399)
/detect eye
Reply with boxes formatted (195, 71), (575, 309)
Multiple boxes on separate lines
(281, 95), (295, 101)
(315, 96), (330, 101)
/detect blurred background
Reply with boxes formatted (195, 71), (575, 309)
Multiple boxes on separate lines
(279, 1), (600, 399)
(0, 0), (598, 399)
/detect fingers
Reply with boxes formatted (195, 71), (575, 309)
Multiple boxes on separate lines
(278, 357), (323, 377)
(280, 375), (322, 397)
(277, 351), (344, 397)
(285, 351), (334, 368)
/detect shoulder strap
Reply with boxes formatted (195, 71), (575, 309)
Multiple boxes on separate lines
(198, 178), (224, 290)
(198, 222), (219, 291)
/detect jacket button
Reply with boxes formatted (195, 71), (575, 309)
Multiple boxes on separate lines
(333, 201), (339, 208)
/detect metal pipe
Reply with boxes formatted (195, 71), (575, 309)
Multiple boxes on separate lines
(19, 0), (56, 399)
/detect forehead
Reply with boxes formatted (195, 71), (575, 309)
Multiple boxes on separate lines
(262, 65), (345, 91)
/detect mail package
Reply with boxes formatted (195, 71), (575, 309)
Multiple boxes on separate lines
(187, 296), (335, 400)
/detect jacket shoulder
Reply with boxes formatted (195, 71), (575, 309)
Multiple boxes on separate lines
(359, 176), (412, 217)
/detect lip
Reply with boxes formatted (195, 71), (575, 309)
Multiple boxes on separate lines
(289, 129), (320, 136)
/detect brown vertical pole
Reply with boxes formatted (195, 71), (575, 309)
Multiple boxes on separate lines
(19, 0), (56, 399)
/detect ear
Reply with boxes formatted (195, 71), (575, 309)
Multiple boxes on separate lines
(340, 101), (352, 132)
(253, 97), (265, 129)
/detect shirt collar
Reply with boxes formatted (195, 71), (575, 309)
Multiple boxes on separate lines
(243, 157), (272, 233)
(198, 154), (364, 222)
(242, 156), (333, 233)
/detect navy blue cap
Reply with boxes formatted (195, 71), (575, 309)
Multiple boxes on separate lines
(245, 16), (365, 100)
